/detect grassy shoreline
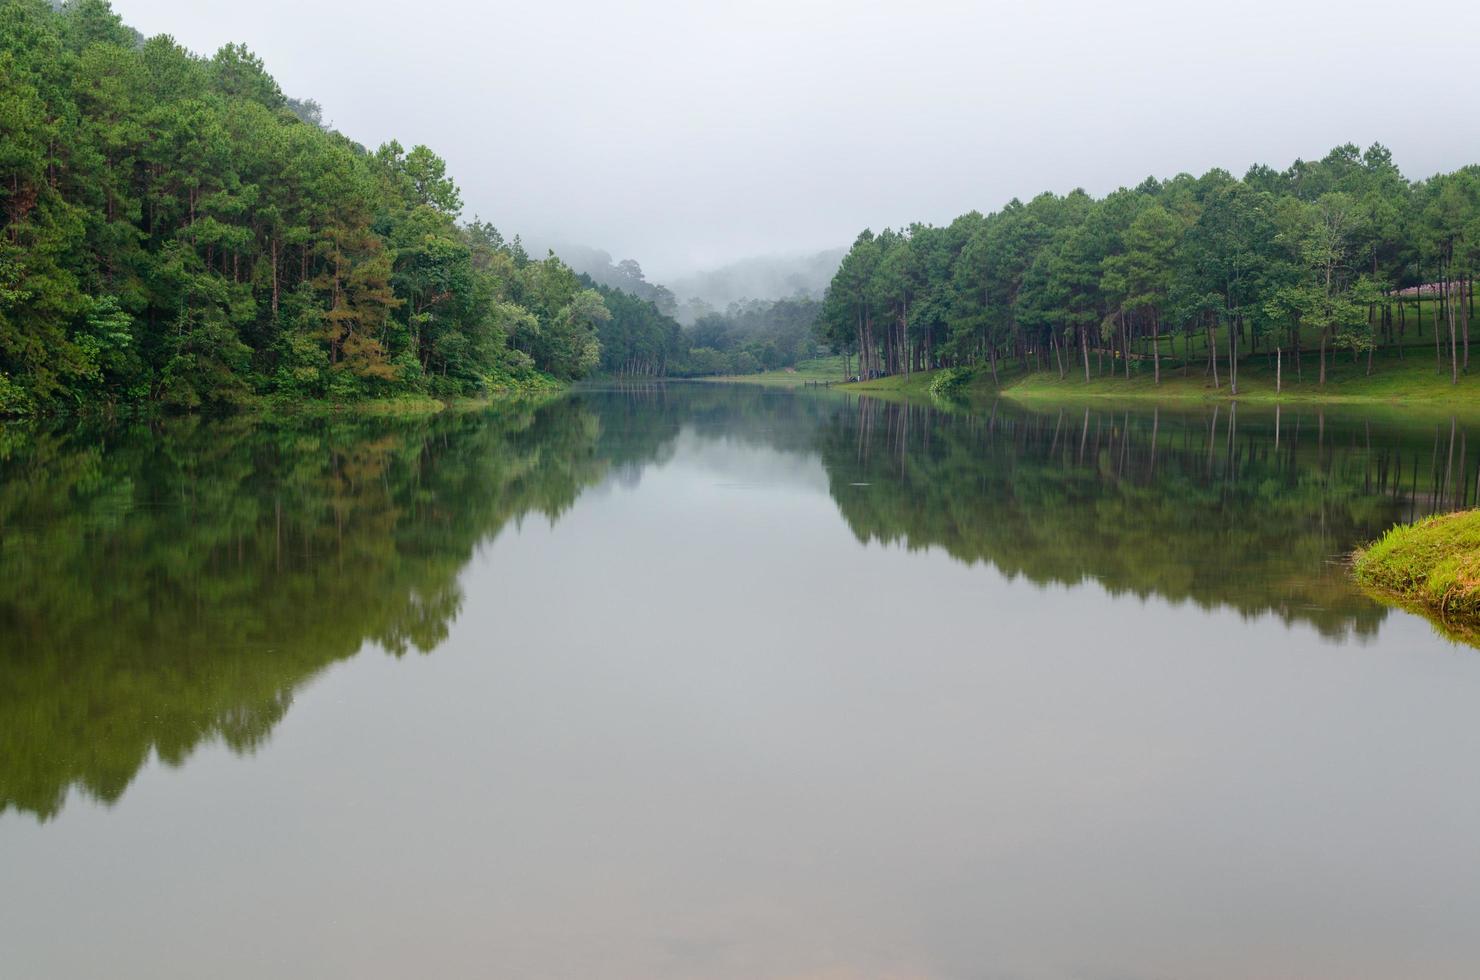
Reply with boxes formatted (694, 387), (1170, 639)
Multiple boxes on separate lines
(0, 379), (568, 425)
(716, 343), (1480, 408)
(829, 345), (1480, 408)
(1354, 511), (1480, 641)
(259, 388), (560, 419)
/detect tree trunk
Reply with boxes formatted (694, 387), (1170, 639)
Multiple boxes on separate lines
(1228, 314), (1238, 396)
(893, 299), (905, 378)
(1463, 276), (1471, 373)
(1080, 325), (1090, 382)
(1208, 323), (1219, 389)
(1448, 277), (1459, 385)
(1435, 283), (1443, 374)
(1152, 313), (1160, 385)
(1121, 310), (1130, 380)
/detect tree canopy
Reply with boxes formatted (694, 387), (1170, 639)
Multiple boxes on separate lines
(0, 0), (614, 414)
(820, 145), (1480, 389)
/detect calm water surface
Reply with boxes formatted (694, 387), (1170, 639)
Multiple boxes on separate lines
(3, 385), (1480, 979)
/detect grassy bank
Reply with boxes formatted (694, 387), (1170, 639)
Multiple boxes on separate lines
(258, 382), (564, 419)
(1354, 511), (1480, 640)
(1003, 344), (1480, 404)
(826, 344), (1480, 408)
(843, 370), (945, 399)
(696, 329), (1480, 411)
(2, 374), (571, 424)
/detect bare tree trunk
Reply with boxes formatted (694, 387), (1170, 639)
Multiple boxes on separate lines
(270, 237), (280, 317)
(1121, 310), (1130, 379)
(1080, 325), (1090, 382)
(1276, 347), (1282, 394)
(1448, 276), (1459, 385)
(1208, 322), (1219, 389)
(1435, 284), (1443, 374)
(1463, 276), (1471, 373)
(893, 301), (905, 381)
(1228, 314), (1238, 396)
(1152, 314), (1160, 385)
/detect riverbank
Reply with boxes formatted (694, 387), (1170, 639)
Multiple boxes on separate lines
(0, 375), (567, 424)
(835, 345), (1480, 407)
(261, 385), (561, 420)
(1354, 511), (1480, 639)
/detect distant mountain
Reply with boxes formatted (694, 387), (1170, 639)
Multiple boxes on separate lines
(542, 243), (677, 317)
(666, 248), (845, 314)
(540, 241), (844, 325)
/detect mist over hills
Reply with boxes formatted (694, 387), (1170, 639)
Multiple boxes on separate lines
(540, 241), (844, 324)
(663, 249), (846, 310)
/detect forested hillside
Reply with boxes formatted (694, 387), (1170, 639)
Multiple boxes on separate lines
(586, 285), (821, 377)
(559, 246), (827, 377)
(0, 0), (613, 415)
(684, 296), (821, 375)
(821, 145), (1480, 392)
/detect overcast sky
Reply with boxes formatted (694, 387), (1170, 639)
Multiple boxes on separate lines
(112, 0), (1480, 279)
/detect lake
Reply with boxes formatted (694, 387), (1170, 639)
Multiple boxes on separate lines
(3, 384), (1480, 980)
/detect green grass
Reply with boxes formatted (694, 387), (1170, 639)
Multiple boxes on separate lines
(824, 343), (1480, 410)
(844, 370), (944, 399)
(1354, 511), (1480, 641)
(999, 344), (1480, 405)
(700, 295), (1480, 407)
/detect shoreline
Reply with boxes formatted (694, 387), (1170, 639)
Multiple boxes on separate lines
(1353, 511), (1480, 643)
(0, 384), (568, 425)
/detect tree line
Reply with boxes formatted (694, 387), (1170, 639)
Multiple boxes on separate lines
(818, 144), (1480, 391)
(0, 0), (617, 415)
(575, 251), (825, 378)
(681, 296), (821, 376)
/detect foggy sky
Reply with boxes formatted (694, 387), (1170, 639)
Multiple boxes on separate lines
(112, 0), (1480, 280)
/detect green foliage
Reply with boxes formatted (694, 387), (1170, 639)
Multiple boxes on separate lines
(927, 366), (970, 400)
(824, 144), (1480, 392)
(678, 295), (821, 376)
(0, 1), (607, 414)
(584, 279), (687, 376)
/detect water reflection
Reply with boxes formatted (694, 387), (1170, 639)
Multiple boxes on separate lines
(0, 403), (616, 819)
(1, 387), (1474, 821)
(822, 397), (1475, 640)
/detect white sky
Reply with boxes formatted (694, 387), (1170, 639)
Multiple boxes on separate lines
(112, 0), (1480, 279)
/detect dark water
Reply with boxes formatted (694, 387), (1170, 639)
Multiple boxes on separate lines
(3, 385), (1480, 979)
